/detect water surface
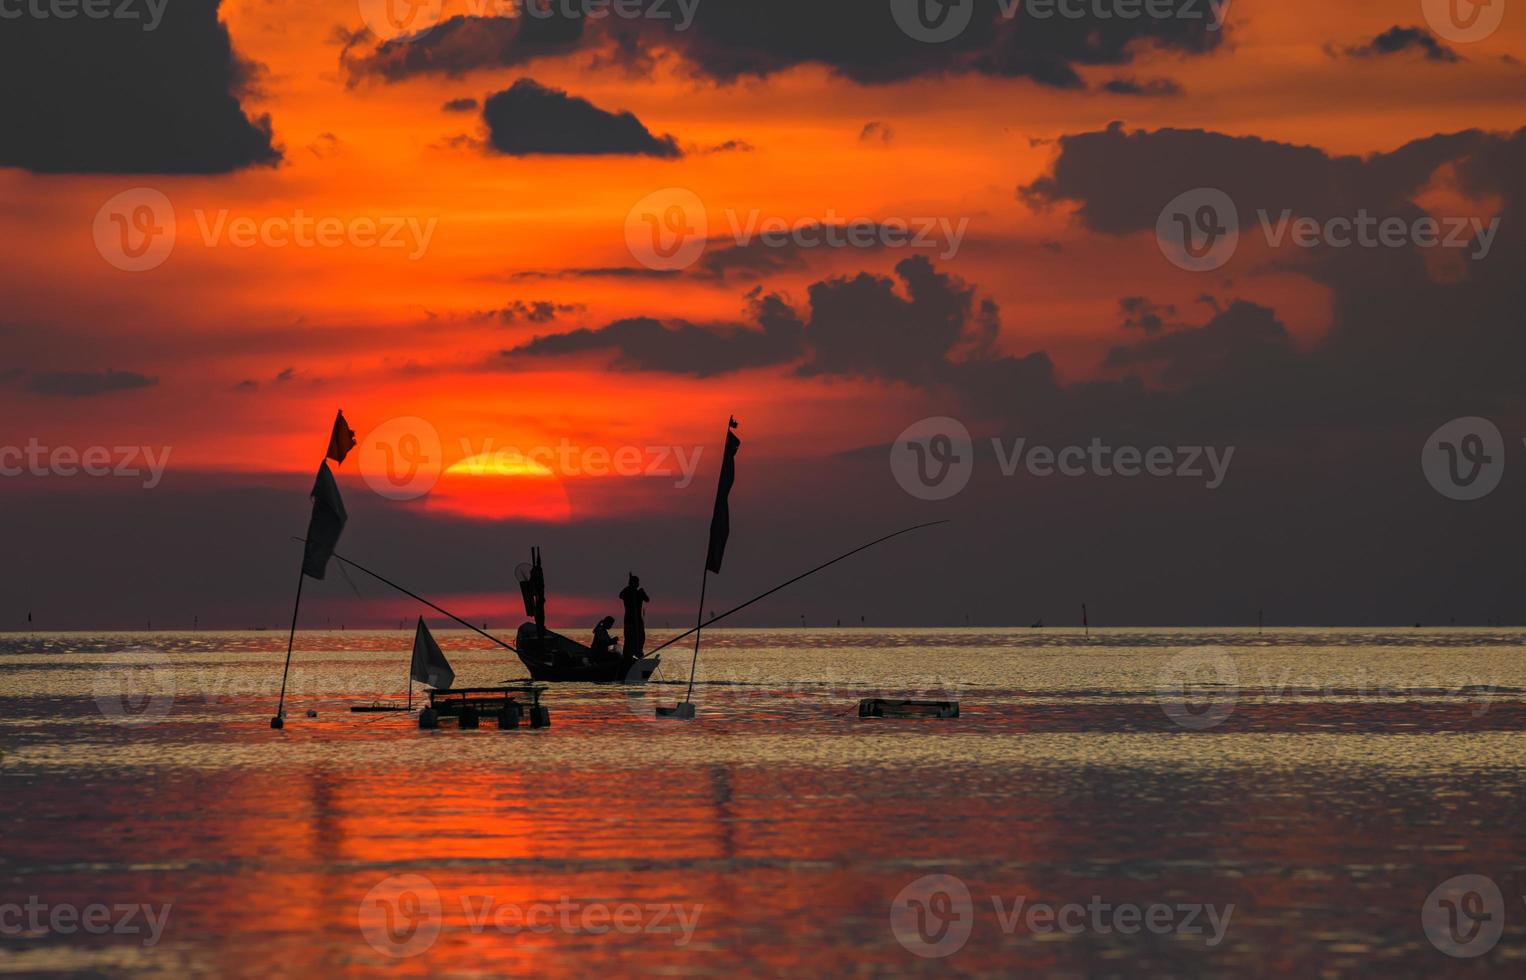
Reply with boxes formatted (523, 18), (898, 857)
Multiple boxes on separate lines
(2, 629), (1523, 975)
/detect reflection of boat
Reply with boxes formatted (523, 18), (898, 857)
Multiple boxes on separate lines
(514, 623), (661, 683)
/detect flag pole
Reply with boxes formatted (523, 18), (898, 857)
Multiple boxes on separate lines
(683, 569), (709, 706)
(271, 566), (306, 729)
(664, 416), (737, 720)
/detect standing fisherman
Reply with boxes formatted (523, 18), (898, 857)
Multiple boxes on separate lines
(619, 573), (649, 660)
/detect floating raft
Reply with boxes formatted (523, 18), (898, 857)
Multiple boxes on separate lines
(420, 685), (550, 730)
(858, 698), (959, 719)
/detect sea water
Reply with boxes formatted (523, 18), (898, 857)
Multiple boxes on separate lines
(1, 628), (1523, 975)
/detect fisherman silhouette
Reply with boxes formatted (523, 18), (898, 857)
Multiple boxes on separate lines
(619, 573), (649, 659)
(591, 616), (619, 658)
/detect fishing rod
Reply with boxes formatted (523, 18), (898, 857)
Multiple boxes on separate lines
(289, 538), (519, 653)
(645, 520), (949, 656)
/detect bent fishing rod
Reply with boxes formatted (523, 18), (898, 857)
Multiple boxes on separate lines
(644, 519), (949, 656)
(294, 518), (947, 658)
(290, 538), (519, 653)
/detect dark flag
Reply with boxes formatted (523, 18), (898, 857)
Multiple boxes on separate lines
(301, 461), (347, 580)
(704, 417), (740, 574)
(410, 617), (456, 690)
(326, 410), (357, 465)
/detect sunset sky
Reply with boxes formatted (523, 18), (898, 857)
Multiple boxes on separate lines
(2, 0), (1524, 629)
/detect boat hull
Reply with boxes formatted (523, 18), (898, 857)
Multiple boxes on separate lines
(514, 622), (660, 683)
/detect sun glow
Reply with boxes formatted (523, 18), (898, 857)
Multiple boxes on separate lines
(445, 452), (558, 479)
(427, 452), (571, 522)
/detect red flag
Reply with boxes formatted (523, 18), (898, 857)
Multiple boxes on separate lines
(326, 410), (356, 465)
(705, 418), (740, 574)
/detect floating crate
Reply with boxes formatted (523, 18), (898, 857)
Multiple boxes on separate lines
(858, 698), (959, 719)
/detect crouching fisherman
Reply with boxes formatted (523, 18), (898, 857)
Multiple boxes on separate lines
(591, 616), (620, 659)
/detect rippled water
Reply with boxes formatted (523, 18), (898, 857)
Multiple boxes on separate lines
(2, 628), (1524, 976)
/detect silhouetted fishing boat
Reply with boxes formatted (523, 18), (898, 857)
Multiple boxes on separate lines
(510, 547), (661, 682)
(513, 623), (661, 683)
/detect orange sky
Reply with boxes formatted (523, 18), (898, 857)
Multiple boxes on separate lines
(3, 0), (1525, 628)
(4, 3), (1522, 476)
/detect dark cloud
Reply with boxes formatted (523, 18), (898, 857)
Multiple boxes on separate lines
(1018, 121), (1490, 236)
(500, 266), (680, 281)
(443, 97), (480, 112)
(0, 1), (279, 174)
(1102, 77), (1184, 96)
(345, 1), (1227, 89)
(345, 9), (588, 83)
(1104, 300), (1295, 387)
(1117, 296), (1179, 333)
(503, 291), (805, 377)
(860, 121), (894, 144)
(475, 300), (586, 324)
(502, 255), (1057, 405)
(25, 370), (157, 398)
(507, 122), (1525, 443)
(1022, 122), (1526, 437)
(692, 223), (897, 283)
(1340, 26), (1462, 63)
(482, 79), (681, 157)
